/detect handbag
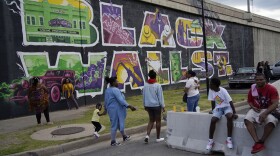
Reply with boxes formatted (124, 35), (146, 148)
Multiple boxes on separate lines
(182, 93), (188, 103)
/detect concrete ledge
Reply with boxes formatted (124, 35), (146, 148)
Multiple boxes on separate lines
(166, 112), (280, 156)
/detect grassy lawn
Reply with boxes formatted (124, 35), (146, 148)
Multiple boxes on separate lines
(0, 81), (248, 155)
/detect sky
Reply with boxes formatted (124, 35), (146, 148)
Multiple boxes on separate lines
(210, 0), (280, 21)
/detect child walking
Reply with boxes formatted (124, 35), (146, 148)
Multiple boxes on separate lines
(91, 103), (103, 138)
(206, 78), (237, 151)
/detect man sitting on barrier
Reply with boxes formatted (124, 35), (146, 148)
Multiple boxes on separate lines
(206, 78), (237, 150)
(244, 73), (279, 154)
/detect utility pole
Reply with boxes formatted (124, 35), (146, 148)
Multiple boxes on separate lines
(201, 0), (209, 95)
(247, 0), (251, 13)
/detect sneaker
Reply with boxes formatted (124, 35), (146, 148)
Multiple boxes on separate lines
(111, 140), (121, 146)
(226, 138), (233, 149)
(123, 135), (130, 141)
(47, 122), (53, 125)
(93, 132), (100, 138)
(206, 140), (215, 150)
(37, 123), (43, 126)
(144, 135), (149, 144)
(251, 142), (265, 154)
(156, 138), (164, 142)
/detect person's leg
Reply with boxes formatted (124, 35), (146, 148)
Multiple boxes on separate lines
(66, 98), (71, 110)
(187, 96), (195, 112)
(36, 113), (41, 124)
(244, 119), (259, 142)
(154, 107), (162, 139)
(70, 95), (79, 109)
(107, 108), (118, 144)
(209, 117), (219, 139)
(92, 121), (102, 132)
(193, 94), (200, 112)
(224, 107), (233, 137)
(261, 122), (275, 142)
(146, 107), (155, 136)
(43, 106), (50, 123)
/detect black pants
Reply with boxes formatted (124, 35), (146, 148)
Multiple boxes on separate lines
(66, 96), (79, 109)
(92, 121), (102, 132)
(36, 106), (50, 124)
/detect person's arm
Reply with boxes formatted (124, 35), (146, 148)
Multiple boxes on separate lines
(259, 86), (279, 122)
(157, 85), (165, 112)
(113, 88), (136, 111)
(259, 99), (278, 123)
(184, 80), (191, 93)
(211, 101), (215, 111)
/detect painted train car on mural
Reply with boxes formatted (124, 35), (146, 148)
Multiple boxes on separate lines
(0, 0), (253, 119)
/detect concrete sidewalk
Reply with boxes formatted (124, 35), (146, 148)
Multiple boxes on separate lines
(0, 105), (93, 135)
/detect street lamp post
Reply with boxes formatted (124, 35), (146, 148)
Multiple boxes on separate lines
(200, 0), (209, 95)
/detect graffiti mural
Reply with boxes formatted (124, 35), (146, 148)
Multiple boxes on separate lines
(205, 20), (226, 49)
(169, 51), (188, 83)
(111, 51), (144, 92)
(139, 8), (175, 48)
(100, 2), (136, 46)
(17, 52), (107, 99)
(213, 51), (233, 77)
(191, 50), (214, 80)
(20, 0), (99, 47)
(175, 17), (203, 49)
(146, 51), (170, 85)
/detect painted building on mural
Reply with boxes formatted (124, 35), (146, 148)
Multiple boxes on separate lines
(0, 0), (255, 119)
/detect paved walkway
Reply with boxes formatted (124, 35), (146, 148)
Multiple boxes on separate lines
(0, 105), (94, 135)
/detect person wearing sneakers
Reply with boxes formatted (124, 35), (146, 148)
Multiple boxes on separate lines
(244, 73), (279, 154)
(103, 76), (137, 146)
(206, 78), (237, 151)
(91, 103), (104, 138)
(143, 70), (165, 144)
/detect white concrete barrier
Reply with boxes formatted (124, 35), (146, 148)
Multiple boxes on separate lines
(166, 112), (280, 156)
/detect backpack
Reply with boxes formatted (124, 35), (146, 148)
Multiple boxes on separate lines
(28, 85), (48, 112)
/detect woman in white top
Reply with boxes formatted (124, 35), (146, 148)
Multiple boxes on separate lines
(184, 70), (200, 112)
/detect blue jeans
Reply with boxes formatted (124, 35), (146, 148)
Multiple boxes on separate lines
(187, 94), (200, 112)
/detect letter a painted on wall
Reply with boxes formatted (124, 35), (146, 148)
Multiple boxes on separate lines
(20, 0), (99, 47)
(139, 9), (175, 48)
(110, 51), (144, 92)
(100, 2), (136, 46)
(146, 51), (170, 85)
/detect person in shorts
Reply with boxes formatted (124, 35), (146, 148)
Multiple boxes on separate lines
(244, 73), (279, 154)
(206, 78), (237, 151)
(143, 70), (165, 144)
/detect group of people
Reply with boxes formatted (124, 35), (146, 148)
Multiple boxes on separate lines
(91, 70), (165, 146)
(205, 73), (279, 154)
(27, 77), (79, 125)
(256, 61), (272, 82)
(28, 67), (279, 153)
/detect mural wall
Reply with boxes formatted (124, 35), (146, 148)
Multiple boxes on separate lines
(0, 0), (254, 119)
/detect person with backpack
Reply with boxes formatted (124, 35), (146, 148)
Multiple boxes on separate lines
(28, 77), (53, 125)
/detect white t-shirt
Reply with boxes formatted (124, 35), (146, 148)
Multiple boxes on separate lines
(208, 87), (232, 108)
(185, 77), (199, 97)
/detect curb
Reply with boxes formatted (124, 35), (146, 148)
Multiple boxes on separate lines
(10, 122), (167, 156)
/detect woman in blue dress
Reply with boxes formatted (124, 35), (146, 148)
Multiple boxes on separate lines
(103, 76), (136, 146)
